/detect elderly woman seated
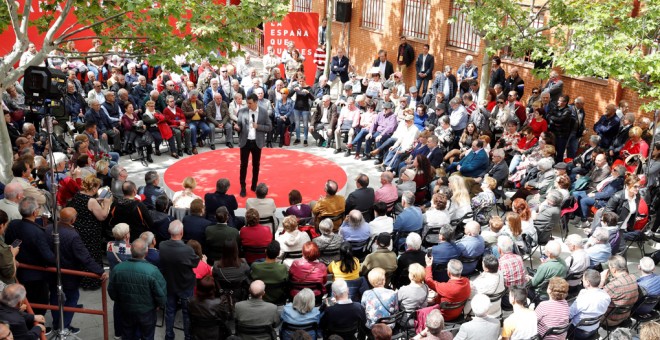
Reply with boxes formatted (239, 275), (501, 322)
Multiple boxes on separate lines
(397, 263), (428, 312)
(276, 216), (311, 267)
(288, 242), (327, 300)
(312, 218), (344, 265)
(533, 190), (563, 246)
(280, 288), (321, 340)
(362, 268), (398, 329)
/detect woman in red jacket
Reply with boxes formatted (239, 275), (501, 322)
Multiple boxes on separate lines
(620, 126), (649, 173)
(288, 242), (327, 301)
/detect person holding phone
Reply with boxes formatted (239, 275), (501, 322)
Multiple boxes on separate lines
(0, 209), (19, 284)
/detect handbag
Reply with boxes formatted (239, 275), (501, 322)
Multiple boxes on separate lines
(283, 129), (291, 146)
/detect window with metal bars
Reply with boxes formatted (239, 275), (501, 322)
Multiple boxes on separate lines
(361, 0), (385, 31)
(293, 0), (312, 12)
(402, 0), (431, 41)
(447, 3), (481, 51)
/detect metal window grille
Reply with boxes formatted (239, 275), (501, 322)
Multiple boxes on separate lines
(361, 0), (384, 30)
(293, 0), (312, 12)
(447, 3), (481, 51)
(402, 0), (431, 41)
(243, 28), (264, 56)
(501, 8), (545, 62)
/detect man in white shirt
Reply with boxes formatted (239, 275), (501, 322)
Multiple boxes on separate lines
(568, 269), (611, 339)
(564, 234), (591, 292)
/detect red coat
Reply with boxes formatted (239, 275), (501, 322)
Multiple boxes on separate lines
(163, 106), (186, 128)
(154, 112), (173, 140)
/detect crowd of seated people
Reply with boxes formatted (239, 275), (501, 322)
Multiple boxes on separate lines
(3, 43), (660, 340)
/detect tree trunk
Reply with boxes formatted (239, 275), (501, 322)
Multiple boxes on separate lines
(0, 108), (13, 183)
(478, 40), (492, 103)
(323, 0), (333, 78)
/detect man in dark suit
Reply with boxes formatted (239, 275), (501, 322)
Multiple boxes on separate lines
(5, 197), (56, 316)
(233, 93), (273, 197)
(0, 284), (47, 338)
(310, 95), (338, 147)
(397, 36), (415, 74)
(182, 199), (213, 248)
(415, 44), (434, 96)
(373, 49), (394, 80)
(46, 208), (108, 333)
(457, 140), (489, 178)
(159, 220), (200, 340)
(142, 170), (166, 210)
(310, 75), (331, 100)
(344, 174), (376, 222)
(430, 66), (457, 102)
(204, 178), (243, 229)
(481, 148), (509, 197)
(425, 135), (445, 168)
(329, 47), (350, 96)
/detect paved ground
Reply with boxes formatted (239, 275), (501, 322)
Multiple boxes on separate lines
(58, 53), (656, 339)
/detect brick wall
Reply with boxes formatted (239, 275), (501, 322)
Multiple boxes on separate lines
(300, 0), (650, 128)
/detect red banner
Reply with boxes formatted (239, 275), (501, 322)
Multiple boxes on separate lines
(264, 12), (319, 83)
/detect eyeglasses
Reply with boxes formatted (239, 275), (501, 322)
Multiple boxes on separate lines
(221, 70), (227, 73)
(532, 91), (539, 94)
(497, 101), (504, 104)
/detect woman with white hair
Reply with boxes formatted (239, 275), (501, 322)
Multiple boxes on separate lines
(534, 190), (563, 245)
(280, 288), (321, 340)
(362, 268), (398, 329)
(312, 218), (343, 265)
(338, 210), (371, 246)
(392, 233), (425, 288)
(413, 309), (453, 340)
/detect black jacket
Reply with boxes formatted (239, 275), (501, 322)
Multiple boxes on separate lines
(204, 192), (239, 227)
(548, 105), (573, 136)
(0, 302), (42, 340)
(159, 239), (200, 295)
(108, 198), (154, 242)
(142, 184), (166, 210)
(345, 187), (375, 221)
(397, 43), (415, 67)
(46, 223), (104, 289)
(372, 59), (394, 80)
(604, 190), (641, 231)
(182, 215), (213, 249)
(610, 124), (632, 154)
(5, 219), (56, 283)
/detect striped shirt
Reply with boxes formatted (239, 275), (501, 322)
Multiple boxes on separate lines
(499, 252), (527, 287)
(603, 272), (639, 326)
(536, 299), (569, 340)
(313, 47), (326, 68)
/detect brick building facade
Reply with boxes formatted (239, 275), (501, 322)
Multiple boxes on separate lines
(288, 0), (650, 133)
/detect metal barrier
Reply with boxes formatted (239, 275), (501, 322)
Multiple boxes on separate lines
(18, 263), (109, 340)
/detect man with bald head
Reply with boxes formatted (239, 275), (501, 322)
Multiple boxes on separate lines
(594, 103), (621, 149)
(0, 183), (23, 221)
(235, 280), (280, 340)
(46, 208), (107, 333)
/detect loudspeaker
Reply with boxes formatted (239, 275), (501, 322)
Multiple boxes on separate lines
(23, 66), (66, 106)
(335, 2), (352, 23)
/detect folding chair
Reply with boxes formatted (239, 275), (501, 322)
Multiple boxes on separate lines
(235, 322), (275, 340)
(539, 323), (571, 339)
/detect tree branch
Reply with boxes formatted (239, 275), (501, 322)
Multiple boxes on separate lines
(56, 11), (130, 44)
(20, 0), (32, 36)
(4, 0), (22, 43)
(44, 0), (75, 47)
(59, 36), (148, 43)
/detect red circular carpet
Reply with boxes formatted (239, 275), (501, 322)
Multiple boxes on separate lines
(163, 148), (348, 208)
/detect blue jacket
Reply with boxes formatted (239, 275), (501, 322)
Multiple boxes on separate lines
(594, 177), (624, 203)
(456, 235), (485, 275)
(204, 87), (229, 106)
(431, 241), (462, 265)
(393, 207), (423, 233)
(594, 114), (620, 149)
(182, 215), (213, 249)
(458, 149), (489, 178)
(413, 113), (428, 131)
(85, 108), (115, 134)
(5, 219), (56, 282)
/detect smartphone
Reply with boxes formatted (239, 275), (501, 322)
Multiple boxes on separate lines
(426, 248), (433, 257)
(97, 187), (111, 199)
(11, 239), (22, 248)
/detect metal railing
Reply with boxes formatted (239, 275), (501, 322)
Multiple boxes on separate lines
(361, 0), (385, 31)
(243, 28), (265, 56)
(18, 263), (109, 340)
(293, 0), (313, 12)
(448, 3), (481, 51)
(403, 0), (431, 40)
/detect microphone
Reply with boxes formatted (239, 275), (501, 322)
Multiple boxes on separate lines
(252, 113), (255, 123)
